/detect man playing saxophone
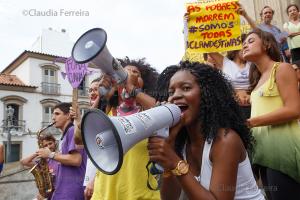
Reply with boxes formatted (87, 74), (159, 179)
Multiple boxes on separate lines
(21, 133), (58, 200)
(36, 102), (87, 200)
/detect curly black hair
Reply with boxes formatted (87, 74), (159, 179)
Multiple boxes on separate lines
(155, 61), (253, 156)
(118, 56), (159, 95)
(106, 57), (159, 108)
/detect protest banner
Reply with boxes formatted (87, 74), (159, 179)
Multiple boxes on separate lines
(64, 57), (88, 89)
(54, 56), (89, 112)
(185, 0), (242, 53)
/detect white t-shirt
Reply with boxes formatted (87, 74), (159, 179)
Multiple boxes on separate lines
(223, 57), (251, 90)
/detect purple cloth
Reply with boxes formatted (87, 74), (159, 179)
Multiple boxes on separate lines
(48, 159), (59, 187)
(51, 125), (87, 200)
(48, 159), (58, 176)
(47, 159), (59, 200)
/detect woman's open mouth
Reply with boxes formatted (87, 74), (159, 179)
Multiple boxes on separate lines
(177, 104), (189, 113)
(91, 96), (97, 101)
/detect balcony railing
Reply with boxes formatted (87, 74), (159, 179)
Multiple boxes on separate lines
(41, 82), (60, 95)
(41, 122), (61, 135)
(1, 119), (26, 136)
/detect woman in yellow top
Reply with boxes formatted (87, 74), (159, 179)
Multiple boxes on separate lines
(91, 57), (160, 200)
(243, 29), (300, 200)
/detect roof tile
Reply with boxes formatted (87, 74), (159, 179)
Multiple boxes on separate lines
(0, 74), (37, 88)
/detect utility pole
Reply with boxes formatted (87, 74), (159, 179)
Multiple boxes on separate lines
(6, 106), (14, 163)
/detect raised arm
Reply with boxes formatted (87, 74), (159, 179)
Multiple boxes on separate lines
(20, 153), (38, 168)
(207, 53), (225, 70)
(36, 147), (82, 167)
(134, 92), (156, 110)
(50, 150), (82, 167)
(125, 69), (156, 110)
(236, 2), (257, 30)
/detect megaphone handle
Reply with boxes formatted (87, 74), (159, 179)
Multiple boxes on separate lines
(150, 162), (164, 174)
(146, 161), (162, 191)
(149, 127), (169, 175)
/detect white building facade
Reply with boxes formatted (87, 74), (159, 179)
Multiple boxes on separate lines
(0, 50), (100, 162)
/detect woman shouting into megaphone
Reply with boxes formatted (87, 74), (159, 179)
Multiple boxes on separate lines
(88, 57), (161, 200)
(148, 61), (265, 200)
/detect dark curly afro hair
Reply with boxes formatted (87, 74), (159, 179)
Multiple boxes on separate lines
(155, 61), (253, 156)
(104, 57), (159, 108)
(118, 56), (159, 95)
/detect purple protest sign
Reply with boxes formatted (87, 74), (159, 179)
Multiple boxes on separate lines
(64, 57), (88, 88)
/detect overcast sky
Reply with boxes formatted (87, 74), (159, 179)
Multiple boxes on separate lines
(0, 0), (190, 73)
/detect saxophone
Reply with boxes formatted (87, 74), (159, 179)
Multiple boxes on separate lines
(29, 122), (55, 198)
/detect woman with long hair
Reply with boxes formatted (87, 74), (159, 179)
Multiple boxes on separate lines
(148, 61), (264, 199)
(243, 29), (300, 199)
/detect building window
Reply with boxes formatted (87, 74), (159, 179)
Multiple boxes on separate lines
(6, 104), (19, 126)
(78, 76), (88, 96)
(41, 66), (60, 95)
(1, 95), (27, 133)
(42, 106), (61, 134)
(43, 68), (56, 83)
(40, 99), (61, 135)
(43, 106), (54, 124)
(3, 141), (22, 163)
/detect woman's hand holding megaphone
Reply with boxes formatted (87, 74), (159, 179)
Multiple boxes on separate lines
(147, 102), (185, 171)
(99, 74), (113, 90)
(90, 74), (114, 109)
(148, 136), (181, 171)
(124, 66), (143, 94)
(95, 74), (114, 103)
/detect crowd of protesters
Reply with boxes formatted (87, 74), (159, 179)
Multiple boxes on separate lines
(12, 2), (300, 200)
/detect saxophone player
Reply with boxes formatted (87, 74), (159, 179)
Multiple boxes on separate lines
(21, 134), (58, 200)
(36, 102), (87, 200)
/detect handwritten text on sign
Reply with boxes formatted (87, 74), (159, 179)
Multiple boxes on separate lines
(65, 57), (88, 88)
(186, 0), (242, 53)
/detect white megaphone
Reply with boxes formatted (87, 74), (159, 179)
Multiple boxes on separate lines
(81, 104), (181, 175)
(71, 28), (127, 96)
